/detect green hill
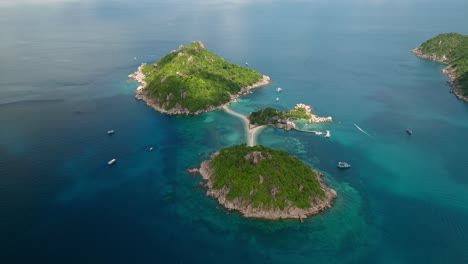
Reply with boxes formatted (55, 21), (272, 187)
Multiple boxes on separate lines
(139, 41), (266, 113)
(209, 145), (326, 209)
(248, 107), (311, 125)
(416, 33), (468, 97)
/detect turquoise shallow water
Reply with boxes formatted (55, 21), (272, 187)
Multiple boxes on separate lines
(1, 0), (468, 263)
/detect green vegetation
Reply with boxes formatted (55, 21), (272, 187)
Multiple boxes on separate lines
(141, 41), (262, 112)
(210, 144), (325, 209)
(286, 107), (311, 120)
(419, 33), (468, 95)
(248, 106), (311, 125)
(248, 107), (281, 125)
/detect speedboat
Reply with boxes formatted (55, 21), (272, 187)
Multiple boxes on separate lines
(337, 162), (351, 169)
(276, 97), (279, 102)
(406, 129), (413, 135)
(107, 130), (115, 135)
(276, 87), (282, 93)
(108, 159), (116, 165)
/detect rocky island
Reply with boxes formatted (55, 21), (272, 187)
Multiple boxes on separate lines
(412, 33), (468, 102)
(129, 41), (270, 114)
(198, 145), (336, 221)
(249, 103), (333, 130)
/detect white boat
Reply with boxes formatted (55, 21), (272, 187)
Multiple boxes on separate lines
(107, 130), (115, 135)
(108, 159), (116, 165)
(134, 57), (137, 60)
(149, 147), (154, 151)
(276, 87), (282, 93)
(245, 62), (249, 66)
(337, 162), (351, 169)
(276, 97), (279, 102)
(325, 130), (330, 138)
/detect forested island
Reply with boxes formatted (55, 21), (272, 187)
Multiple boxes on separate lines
(198, 145), (336, 221)
(412, 33), (468, 102)
(129, 41), (270, 114)
(249, 103), (332, 129)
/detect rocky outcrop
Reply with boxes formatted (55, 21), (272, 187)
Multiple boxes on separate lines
(198, 154), (337, 221)
(293, 103), (333, 123)
(412, 47), (468, 103)
(243, 151), (268, 165)
(128, 64), (147, 93)
(186, 167), (199, 176)
(180, 89), (187, 100)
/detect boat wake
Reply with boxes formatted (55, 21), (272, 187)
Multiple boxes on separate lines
(354, 123), (375, 139)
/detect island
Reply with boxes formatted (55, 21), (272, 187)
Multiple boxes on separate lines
(198, 145), (337, 221)
(412, 33), (468, 102)
(220, 103), (333, 147)
(248, 103), (332, 129)
(129, 41), (270, 115)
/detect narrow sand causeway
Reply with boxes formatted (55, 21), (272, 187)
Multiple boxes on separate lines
(222, 105), (265, 146)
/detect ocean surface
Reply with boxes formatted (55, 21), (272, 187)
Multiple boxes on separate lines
(1, 0), (468, 263)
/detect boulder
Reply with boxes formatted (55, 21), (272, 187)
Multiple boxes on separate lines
(166, 93), (174, 101)
(180, 89), (187, 100)
(243, 151), (266, 165)
(186, 168), (199, 176)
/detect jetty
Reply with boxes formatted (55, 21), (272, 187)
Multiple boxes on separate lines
(293, 128), (331, 138)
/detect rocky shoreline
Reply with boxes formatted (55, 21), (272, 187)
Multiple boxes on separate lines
(129, 63), (271, 115)
(293, 103), (333, 123)
(411, 47), (468, 103)
(198, 152), (337, 221)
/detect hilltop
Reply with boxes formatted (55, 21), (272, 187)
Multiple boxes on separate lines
(412, 33), (468, 102)
(198, 145), (336, 220)
(129, 41), (270, 114)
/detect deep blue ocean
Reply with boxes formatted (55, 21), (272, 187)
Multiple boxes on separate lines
(1, 0), (468, 263)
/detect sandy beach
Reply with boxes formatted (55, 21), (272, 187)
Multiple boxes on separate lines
(222, 105), (265, 146)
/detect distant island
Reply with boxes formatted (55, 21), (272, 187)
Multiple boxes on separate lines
(198, 145), (336, 221)
(412, 33), (468, 102)
(129, 41), (270, 114)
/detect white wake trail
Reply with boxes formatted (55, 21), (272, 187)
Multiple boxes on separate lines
(354, 123), (375, 139)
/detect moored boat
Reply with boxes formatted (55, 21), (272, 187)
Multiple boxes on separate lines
(107, 130), (115, 135)
(108, 159), (116, 165)
(406, 129), (412, 135)
(337, 161), (351, 169)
